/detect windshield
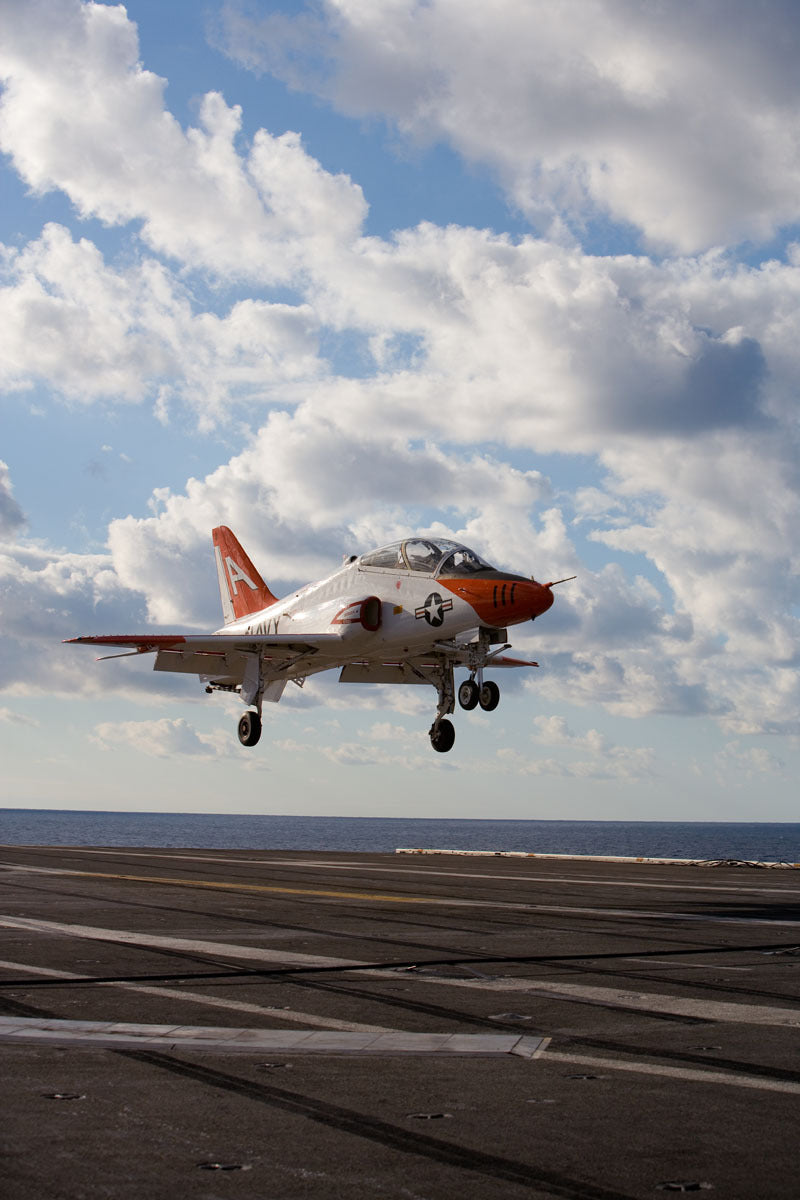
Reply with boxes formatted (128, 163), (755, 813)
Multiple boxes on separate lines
(360, 538), (495, 576)
(437, 546), (492, 576)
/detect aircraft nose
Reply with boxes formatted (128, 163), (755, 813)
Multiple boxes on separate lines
(527, 579), (555, 619)
(440, 575), (556, 626)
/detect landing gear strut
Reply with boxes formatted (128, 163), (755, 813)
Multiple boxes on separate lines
(428, 629), (506, 751)
(236, 651), (264, 748)
(429, 658), (457, 752)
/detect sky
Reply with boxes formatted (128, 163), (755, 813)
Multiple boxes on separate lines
(1, 0), (798, 822)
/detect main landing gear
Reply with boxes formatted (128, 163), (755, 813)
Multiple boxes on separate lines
(428, 658), (502, 753)
(236, 651), (264, 747)
(456, 679), (500, 712)
(237, 709), (262, 747)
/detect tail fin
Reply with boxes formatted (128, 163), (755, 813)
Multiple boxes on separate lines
(212, 526), (278, 625)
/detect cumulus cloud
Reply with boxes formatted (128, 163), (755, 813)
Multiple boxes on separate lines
(0, 535), (193, 700)
(0, 0), (797, 755)
(715, 740), (785, 780)
(0, 705), (39, 727)
(219, 0), (800, 251)
(0, 0), (366, 280)
(0, 460), (26, 538)
(106, 407), (552, 623)
(276, 728), (453, 769)
(0, 224), (322, 421)
(497, 713), (655, 779)
(91, 716), (230, 757)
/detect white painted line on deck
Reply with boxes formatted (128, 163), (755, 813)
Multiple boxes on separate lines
(4, 913), (800, 1030)
(3, 867), (800, 927)
(0, 1015), (540, 1057)
(0, 958), (393, 1035)
(5, 850), (799, 898)
(403, 974), (800, 1028)
(541, 1050), (800, 1095)
(0, 915), (360, 968)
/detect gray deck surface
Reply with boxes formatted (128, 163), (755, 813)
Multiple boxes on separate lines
(1, 843), (799, 1199)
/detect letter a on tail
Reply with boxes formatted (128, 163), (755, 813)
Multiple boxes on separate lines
(212, 526), (278, 624)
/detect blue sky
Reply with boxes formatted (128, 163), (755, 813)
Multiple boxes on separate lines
(1, 0), (798, 821)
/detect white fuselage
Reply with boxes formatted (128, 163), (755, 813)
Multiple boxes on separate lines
(219, 559), (481, 658)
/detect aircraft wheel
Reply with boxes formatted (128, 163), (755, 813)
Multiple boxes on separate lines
(430, 718), (456, 753)
(458, 680), (480, 710)
(479, 681), (500, 712)
(237, 710), (262, 747)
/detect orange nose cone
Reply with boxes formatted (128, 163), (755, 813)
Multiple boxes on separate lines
(439, 576), (555, 627)
(535, 581), (555, 617)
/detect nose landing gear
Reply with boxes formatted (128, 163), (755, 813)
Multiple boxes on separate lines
(428, 653), (503, 752)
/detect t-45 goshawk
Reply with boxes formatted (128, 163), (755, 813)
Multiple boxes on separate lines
(67, 527), (572, 753)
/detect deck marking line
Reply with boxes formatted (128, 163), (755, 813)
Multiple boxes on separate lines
(5, 853), (799, 898)
(0, 867), (477, 908)
(542, 1050), (800, 1095)
(391, 974), (800, 1027)
(4, 867), (800, 927)
(0, 915), (360, 967)
(0, 959), (395, 1034)
(4, 914), (800, 1030)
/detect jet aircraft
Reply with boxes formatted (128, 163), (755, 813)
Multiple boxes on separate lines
(67, 527), (572, 753)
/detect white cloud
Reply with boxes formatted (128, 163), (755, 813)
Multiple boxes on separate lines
(91, 716), (231, 758)
(0, 705), (39, 727)
(0, 224), (322, 421)
(715, 739), (785, 780)
(0, 460), (26, 537)
(497, 712), (655, 779)
(220, 0), (800, 251)
(0, 0), (797, 752)
(0, 535), (188, 699)
(105, 406), (552, 623)
(0, 2), (366, 280)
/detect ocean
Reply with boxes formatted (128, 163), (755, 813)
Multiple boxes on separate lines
(1, 810), (799, 863)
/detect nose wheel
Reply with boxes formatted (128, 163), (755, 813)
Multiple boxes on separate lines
(429, 718), (456, 753)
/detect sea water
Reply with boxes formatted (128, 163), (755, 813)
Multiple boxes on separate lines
(1, 810), (798, 862)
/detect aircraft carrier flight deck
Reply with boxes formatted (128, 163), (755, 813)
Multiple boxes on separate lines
(1, 844), (799, 1199)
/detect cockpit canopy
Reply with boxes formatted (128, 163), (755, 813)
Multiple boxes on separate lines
(359, 538), (496, 578)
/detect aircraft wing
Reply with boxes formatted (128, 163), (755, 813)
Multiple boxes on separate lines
(65, 633), (343, 658)
(66, 633), (538, 693)
(64, 633), (345, 685)
(339, 645), (538, 686)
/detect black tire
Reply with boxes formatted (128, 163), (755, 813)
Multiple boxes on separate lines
(478, 681), (500, 712)
(237, 710), (262, 747)
(430, 718), (456, 753)
(458, 680), (479, 710)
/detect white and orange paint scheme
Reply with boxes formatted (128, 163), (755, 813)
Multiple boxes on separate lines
(68, 526), (572, 753)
